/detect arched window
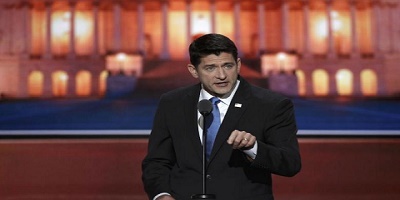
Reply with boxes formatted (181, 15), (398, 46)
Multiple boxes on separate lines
(336, 69), (353, 96)
(28, 71), (44, 97)
(295, 70), (306, 96)
(76, 70), (92, 96)
(312, 69), (329, 96)
(361, 69), (378, 96)
(99, 70), (108, 96)
(52, 71), (68, 97)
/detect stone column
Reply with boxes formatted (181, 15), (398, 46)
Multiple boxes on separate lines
(305, 71), (314, 96)
(210, 0), (216, 33)
(43, 69), (53, 98)
(233, 0), (242, 56)
(349, 0), (360, 58)
(68, 1), (76, 59)
(281, 0), (289, 51)
(186, 0), (192, 50)
(325, 0), (336, 59)
(137, 0), (145, 55)
(257, 0), (266, 55)
(329, 72), (337, 96)
(43, 1), (53, 59)
(22, 2), (32, 59)
(160, 0), (170, 59)
(0, 5), (4, 55)
(352, 69), (362, 96)
(371, 0), (381, 57)
(395, 3), (400, 53)
(113, 1), (122, 52)
(386, 1), (398, 53)
(92, 1), (100, 59)
(91, 72), (99, 96)
(301, 0), (312, 58)
(6, 4), (15, 55)
(67, 72), (75, 97)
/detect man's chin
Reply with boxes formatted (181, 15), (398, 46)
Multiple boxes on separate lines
(214, 88), (233, 97)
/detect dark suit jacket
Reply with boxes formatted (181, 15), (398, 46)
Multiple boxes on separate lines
(142, 78), (301, 200)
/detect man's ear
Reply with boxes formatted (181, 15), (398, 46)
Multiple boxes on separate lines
(187, 64), (199, 78)
(236, 58), (241, 74)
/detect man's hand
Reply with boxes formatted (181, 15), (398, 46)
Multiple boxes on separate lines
(227, 130), (256, 150)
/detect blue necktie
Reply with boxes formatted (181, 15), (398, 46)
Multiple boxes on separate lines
(206, 97), (221, 159)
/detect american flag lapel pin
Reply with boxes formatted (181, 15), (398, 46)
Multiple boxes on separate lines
(234, 103), (242, 108)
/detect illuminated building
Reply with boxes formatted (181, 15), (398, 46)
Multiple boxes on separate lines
(0, 0), (399, 98)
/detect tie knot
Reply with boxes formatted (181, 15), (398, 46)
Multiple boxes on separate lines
(210, 97), (220, 105)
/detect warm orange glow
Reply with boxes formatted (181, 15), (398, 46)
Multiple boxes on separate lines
(261, 53), (298, 75)
(358, 9), (373, 54)
(315, 15), (328, 38)
(75, 12), (94, 55)
(311, 10), (350, 55)
(169, 11), (187, 59)
(31, 10), (45, 56)
(276, 52), (287, 72)
(50, 11), (93, 56)
(296, 70), (306, 96)
(315, 11), (341, 38)
(361, 69), (378, 96)
(312, 69), (329, 96)
(336, 69), (353, 96)
(28, 71), (44, 97)
(53, 12), (70, 36)
(277, 52), (287, 61)
(310, 12), (328, 54)
(107, 53), (143, 76)
(215, 12), (234, 40)
(0, 0), (392, 100)
(76, 70), (92, 96)
(116, 53), (127, 62)
(107, 53), (126, 75)
(75, 13), (91, 36)
(277, 52), (298, 73)
(52, 12), (70, 55)
(52, 71), (68, 97)
(192, 12), (211, 35)
(331, 11), (342, 32)
(99, 70), (108, 96)
(335, 12), (352, 54)
(27, 1), (373, 59)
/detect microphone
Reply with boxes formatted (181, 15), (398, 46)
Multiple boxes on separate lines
(197, 99), (212, 116)
(192, 99), (216, 199)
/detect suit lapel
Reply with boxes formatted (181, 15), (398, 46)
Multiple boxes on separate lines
(208, 79), (252, 163)
(183, 84), (204, 160)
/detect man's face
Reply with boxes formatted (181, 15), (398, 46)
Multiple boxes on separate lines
(188, 52), (241, 98)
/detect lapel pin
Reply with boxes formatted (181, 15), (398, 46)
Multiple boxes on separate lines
(234, 103), (242, 108)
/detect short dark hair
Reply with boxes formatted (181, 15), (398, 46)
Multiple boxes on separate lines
(189, 33), (238, 67)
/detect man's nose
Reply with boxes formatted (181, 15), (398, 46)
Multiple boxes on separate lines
(215, 67), (227, 79)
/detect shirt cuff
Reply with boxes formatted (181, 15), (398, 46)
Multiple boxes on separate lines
(154, 193), (171, 200)
(243, 141), (258, 159)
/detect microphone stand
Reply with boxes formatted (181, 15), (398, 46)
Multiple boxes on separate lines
(191, 113), (216, 199)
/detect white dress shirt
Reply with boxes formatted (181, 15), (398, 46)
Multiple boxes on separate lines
(198, 80), (258, 159)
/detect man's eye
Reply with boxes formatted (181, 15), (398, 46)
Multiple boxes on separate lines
(205, 66), (215, 71)
(224, 65), (233, 69)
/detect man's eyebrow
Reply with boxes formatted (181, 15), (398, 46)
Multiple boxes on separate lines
(204, 62), (234, 67)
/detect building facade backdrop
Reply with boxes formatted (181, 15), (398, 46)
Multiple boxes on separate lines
(0, 0), (399, 99)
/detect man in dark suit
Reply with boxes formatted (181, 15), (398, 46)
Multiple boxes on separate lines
(142, 33), (301, 200)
